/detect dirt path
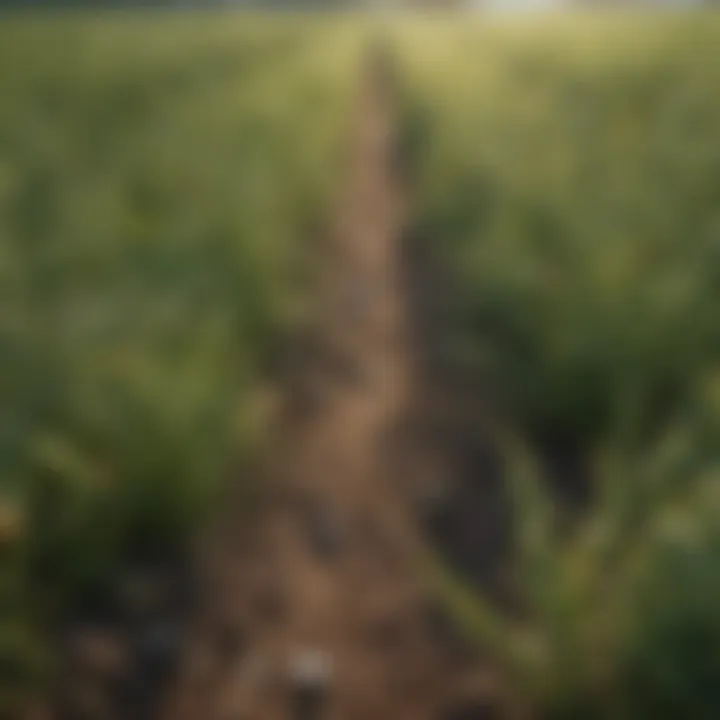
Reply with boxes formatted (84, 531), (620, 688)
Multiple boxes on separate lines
(164, 61), (493, 720)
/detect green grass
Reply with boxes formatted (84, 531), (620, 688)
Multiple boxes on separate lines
(397, 15), (720, 446)
(0, 16), (364, 709)
(7, 12), (720, 718)
(395, 15), (720, 719)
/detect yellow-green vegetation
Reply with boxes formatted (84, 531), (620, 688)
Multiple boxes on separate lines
(396, 16), (720, 719)
(431, 430), (720, 720)
(398, 16), (720, 443)
(0, 16), (363, 708)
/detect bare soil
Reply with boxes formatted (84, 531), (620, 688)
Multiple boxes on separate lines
(158, 63), (510, 720)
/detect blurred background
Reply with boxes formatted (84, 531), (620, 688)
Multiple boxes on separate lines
(2, 4), (720, 720)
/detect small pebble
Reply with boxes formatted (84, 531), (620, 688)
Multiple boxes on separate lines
(288, 649), (333, 720)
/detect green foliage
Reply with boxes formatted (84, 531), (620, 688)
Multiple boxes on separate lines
(397, 17), (720, 719)
(397, 17), (720, 444)
(513, 434), (720, 720)
(430, 430), (720, 720)
(0, 16), (363, 712)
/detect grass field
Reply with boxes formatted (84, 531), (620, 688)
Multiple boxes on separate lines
(0, 17), (363, 708)
(4, 11), (720, 719)
(398, 15), (720, 445)
(396, 16), (720, 719)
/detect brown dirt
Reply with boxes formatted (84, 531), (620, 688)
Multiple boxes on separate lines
(162, 64), (506, 720)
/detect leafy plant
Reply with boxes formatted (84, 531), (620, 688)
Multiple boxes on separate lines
(430, 426), (720, 720)
(0, 17), (364, 708)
